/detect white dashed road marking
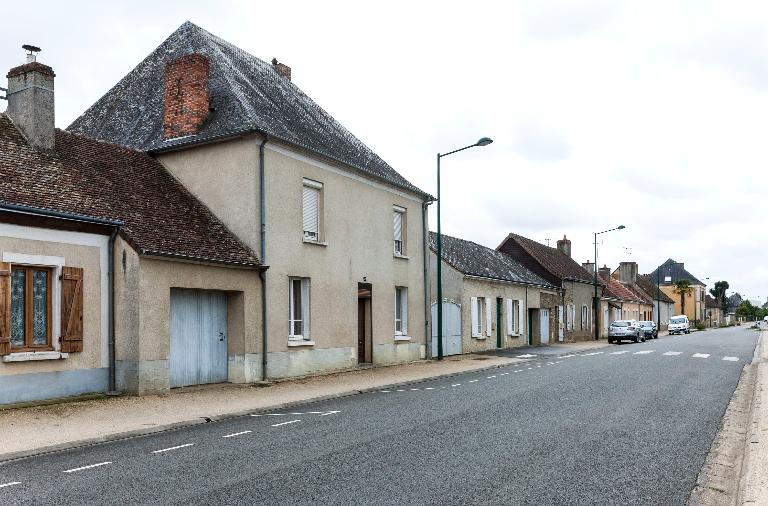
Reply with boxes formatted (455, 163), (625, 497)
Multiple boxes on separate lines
(633, 350), (654, 355)
(486, 375), (496, 379)
(451, 383), (461, 387)
(319, 411), (340, 416)
(271, 419), (301, 427)
(152, 444), (194, 454)
(516, 354), (537, 358)
(609, 351), (630, 355)
(692, 353), (710, 359)
(663, 351), (682, 356)
(469, 380), (479, 383)
(723, 357), (739, 361)
(583, 352), (604, 356)
(222, 430), (252, 438)
(63, 462), (112, 473)
(0, 482), (21, 488)
(560, 354), (577, 358)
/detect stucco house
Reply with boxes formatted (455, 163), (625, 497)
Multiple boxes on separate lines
(610, 262), (655, 321)
(68, 22), (432, 379)
(497, 234), (598, 342)
(636, 274), (676, 330)
(429, 233), (560, 352)
(646, 259), (707, 323)
(592, 268), (647, 337)
(0, 54), (263, 404)
(705, 295), (723, 327)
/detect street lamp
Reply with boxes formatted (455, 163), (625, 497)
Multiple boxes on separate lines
(593, 225), (626, 340)
(435, 137), (493, 360)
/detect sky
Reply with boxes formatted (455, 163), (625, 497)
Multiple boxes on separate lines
(1, 0), (766, 302)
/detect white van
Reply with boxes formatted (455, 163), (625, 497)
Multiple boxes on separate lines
(668, 315), (690, 335)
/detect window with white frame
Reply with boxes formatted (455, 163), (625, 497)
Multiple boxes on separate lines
(471, 297), (485, 337)
(567, 304), (575, 331)
(302, 179), (322, 242)
(506, 299), (520, 335)
(393, 206), (406, 255)
(581, 305), (588, 330)
(289, 277), (311, 340)
(395, 286), (408, 335)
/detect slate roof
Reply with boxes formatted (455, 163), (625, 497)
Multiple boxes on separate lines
(68, 21), (428, 198)
(636, 274), (676, 304)
(705, 295), (721, 309)
(599, 274), (644, 303)
(496, 233), (594, 283)
(646, 259), (705, 286)
(0, 113), (260, 268)
(429, 232), (555, 288)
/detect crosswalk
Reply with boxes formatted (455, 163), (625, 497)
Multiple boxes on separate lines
(609, 350), (739, 361)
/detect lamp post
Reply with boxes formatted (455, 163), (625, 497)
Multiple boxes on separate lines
(435, 137), (493, 360)
(593, 225), (626, 340)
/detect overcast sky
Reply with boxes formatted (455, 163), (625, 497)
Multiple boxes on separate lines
(2, 1), (766, 302)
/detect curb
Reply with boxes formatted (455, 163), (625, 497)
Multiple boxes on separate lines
(736, 330), (766, 504)
(0, 357), (527, 464)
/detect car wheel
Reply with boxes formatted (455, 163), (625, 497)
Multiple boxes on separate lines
(633, 334), (639, 343)
(608, 338), (614, 344)
(640, 334), (646, 342)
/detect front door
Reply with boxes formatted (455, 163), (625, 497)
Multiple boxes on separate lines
(540, 308), (550, 345)
(431, 301), (462, 356)
(170, 289), (228, 388)
(357, 283), (372, 364)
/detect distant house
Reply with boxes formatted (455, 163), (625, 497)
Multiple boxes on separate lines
(497, 234), (599, 342)
(705, 295), (723, 327)
(429, 233), (560, 352)
(636, 274), (676, 330)
(646, 259), (707, 323)
(588, 266), (649, 337)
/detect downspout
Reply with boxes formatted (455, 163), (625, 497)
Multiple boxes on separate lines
(107, 226), (120, 395)
(525, 285), (529, 345)
(259, 136), (269, 381)
(422, 199), (433, 359)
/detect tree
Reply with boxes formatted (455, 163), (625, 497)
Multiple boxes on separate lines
(735, 300), (758, 320)
(709, 281), (730, 314)
(728, 293), (743, 313)
(674, 279), (693, 316)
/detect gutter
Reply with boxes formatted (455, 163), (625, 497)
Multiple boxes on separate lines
(259, 137), (269, 381)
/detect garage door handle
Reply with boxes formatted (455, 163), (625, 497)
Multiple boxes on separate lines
(219, 332), (226, 341)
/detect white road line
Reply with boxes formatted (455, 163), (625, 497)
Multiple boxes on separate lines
(0, 482), (21, 488)
(633, 350), (654, 355)
(425, 387), (435, 390)
(487, 375), (496, 379)
(560, 354), (577, 358)
(152, 444), (194, 454)
(379, 390), (391, 393)
(663, 351), (682, 356)
(396, 389), (405, 392)
(469, 379), (479, 383)
(410, 388), (420, 391)
(536, 365), (542, 368)
(609, 351), (629, 355)
(527, 367), (533, 370)
(272, 419), (301, 427)
(319, 411), (340, 416)
(583, 352), (604, 356)
(222, 430), (252, 438)
(723, 357), (739, 361)
(516, 354), (537, 358)
(63, 462), (112, 473)
(692, 353), (710, 359)
(513, 370), (522, 373)
(451, 383), (461, 387)
(265, 413), (286, 416)
(500, 372), (509, 376)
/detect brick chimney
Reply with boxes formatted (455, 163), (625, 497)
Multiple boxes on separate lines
(271, 58), (291, 80)
(617, 261), (638, 284)
(163, 54), (209, 139)
(582, 261), (595, 275)
(599, 265), (611, 278)
(556, 235), (571, 257)
(5, 45), (56, 150)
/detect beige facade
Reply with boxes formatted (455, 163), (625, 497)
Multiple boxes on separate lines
(660, 284), (706, 322)
(159, 136), (428, 379)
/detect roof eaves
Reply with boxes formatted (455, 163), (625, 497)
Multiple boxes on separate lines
(140, 248), (265, 270)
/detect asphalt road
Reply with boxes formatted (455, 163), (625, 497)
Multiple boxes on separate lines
(0, 326), (759, 505)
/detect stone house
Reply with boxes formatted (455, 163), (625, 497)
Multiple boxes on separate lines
(0, 52), (264, 403)
(592, 268), (648, 337)
(705, 295), (724, 327)
(646, 259), (707, 322)
(635, 274), (676, 331)
(497, 234), (599, 342)
(68, 22), (432, 379)
(429, 233), (560, 352)
(610, 262), (655, 321)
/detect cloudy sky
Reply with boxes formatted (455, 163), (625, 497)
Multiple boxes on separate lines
(2, 1), (766, 302)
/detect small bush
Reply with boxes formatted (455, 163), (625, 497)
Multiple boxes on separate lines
(694, 320), (706, 331)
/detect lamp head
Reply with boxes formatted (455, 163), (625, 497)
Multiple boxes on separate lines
(475, 137), (493, 147)
(617, 225), (626, 230)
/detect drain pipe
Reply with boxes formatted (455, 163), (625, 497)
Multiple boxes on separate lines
(422, 199), (433, 359)
(107, 226), (120, 395)
(259, 136), (269, 381)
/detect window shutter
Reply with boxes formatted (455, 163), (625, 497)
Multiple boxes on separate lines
(60, 266), (84, 353)
(518, 300), (525, 337)
(402, 288), (408, 334)
(470, 297), (478, 336)
(393, 211), (403, 241)
(0, 262), (11, 356)
(485, 298), (492, 337)
(506, 299), (514, 335)
(301, 279), (311, 339)
(302, 186), (319, 237)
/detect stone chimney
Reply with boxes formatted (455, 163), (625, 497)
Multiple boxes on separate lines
(163, 54), (209, 139)
(617, 261), (638, 284)
(582, 261), (595, 275)
(5, 45), (56, 150)
(599, 265), (611, 278)
(271, 58), (291, 80)
(556, 235), (571, 257)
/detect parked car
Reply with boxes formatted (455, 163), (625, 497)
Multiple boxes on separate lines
(668, 315), (690, 335)
(638, 321), (658, 339)
(608, 320), (644, 343)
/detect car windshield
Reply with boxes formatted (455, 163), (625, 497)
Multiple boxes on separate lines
(639, 321), (653, 326)
(670, 317), (686, 324)
(612, 322), (630, 327)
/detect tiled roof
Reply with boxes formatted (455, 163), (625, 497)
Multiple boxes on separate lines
(636, 275), (676, 304)
(623, 283), (655, 305)
(0, 113), (260, 268)
(705, 295), (721, 309)
(647, 259), (705, 286)
(497, 233), (593, 283)
(429, 232), (556, 288)
(68, 21), (428, 198)
(599, 274), (645, 303)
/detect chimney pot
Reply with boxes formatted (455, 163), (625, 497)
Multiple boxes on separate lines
(617, 261), (638, 284)
(556, 234), (572, 257)
(162, 54), (210, 139)
(272, 58), (292, 81)
(5, 46), (56, 151)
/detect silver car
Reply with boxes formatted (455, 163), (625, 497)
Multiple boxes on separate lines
(608, 320), (644, 344)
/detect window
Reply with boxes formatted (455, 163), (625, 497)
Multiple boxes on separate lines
(471, 297), (492, 338)
(9, 265), (53, 351)
(393, 206), (406, 255)
(302, 179), (322, 241)
(395, 286), (408, 335)
(581, 305), (589, 331)
(289, 277), (311, 340)
(506, 299), (520, 335)
(567, 304), (575, 331)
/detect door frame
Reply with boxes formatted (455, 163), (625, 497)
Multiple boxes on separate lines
(496, 297), (503, 348)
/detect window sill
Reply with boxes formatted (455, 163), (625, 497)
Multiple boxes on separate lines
(287, 340), (315, 347)
(507, 334), (521, 338)
(393, 253), (409, 260)
(2, 351), (69, 363)
(303, 238), (328, 247)
(473, 335), (488, 340)
(394, 335), (411, 342)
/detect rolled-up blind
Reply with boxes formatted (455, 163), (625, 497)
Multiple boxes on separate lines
(303, 186), (319, 237)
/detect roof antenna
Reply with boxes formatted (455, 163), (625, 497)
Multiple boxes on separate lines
(544, 238), (551, 247)
(22, 44), (41, 63)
